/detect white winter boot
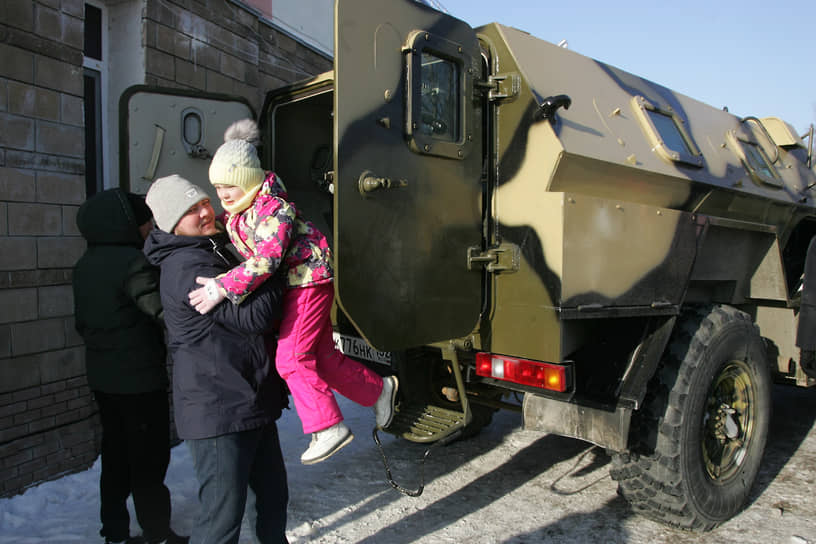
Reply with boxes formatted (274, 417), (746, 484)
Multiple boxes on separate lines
(300, 422), (354, 465)
(373, 375), (399, 429)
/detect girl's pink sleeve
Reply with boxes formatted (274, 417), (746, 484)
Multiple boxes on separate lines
(215, 198), (296, 304)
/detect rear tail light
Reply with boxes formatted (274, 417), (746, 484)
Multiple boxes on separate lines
(475, 352), (568, 392)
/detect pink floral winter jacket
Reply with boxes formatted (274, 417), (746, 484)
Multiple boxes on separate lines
(215, 172), (333, 304)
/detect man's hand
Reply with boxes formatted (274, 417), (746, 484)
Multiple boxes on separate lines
(188, 277), (225, 314)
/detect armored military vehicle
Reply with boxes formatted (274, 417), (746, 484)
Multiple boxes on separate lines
(122, 0), (816, 531)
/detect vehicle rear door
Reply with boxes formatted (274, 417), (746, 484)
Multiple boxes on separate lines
(334, 0), (484, 350)
(120, 86), (254, 212)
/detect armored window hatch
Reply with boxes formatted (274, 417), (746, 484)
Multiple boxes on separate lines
(404, 30), (475, 160)
(726, 118), (783, 188)
(632, 95), (703, 168)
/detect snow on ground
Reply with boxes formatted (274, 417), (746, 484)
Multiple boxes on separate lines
(1, 386), (815, 544)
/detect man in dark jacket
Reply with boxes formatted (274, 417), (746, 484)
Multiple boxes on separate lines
(73, 189), (186, 544)
(143, 175), (289, 544)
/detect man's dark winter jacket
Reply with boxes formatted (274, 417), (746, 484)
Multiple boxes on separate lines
(73, 189), (167, 394)
(143, 228), (286, 440)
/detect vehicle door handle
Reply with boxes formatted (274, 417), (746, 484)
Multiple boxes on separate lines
(358, 170), (408, 195)
(142, 124), (166, 181)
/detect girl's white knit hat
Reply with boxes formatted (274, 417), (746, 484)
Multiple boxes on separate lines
(208, 119), (265, 194)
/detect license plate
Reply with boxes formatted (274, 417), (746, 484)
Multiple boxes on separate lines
(332, 332), (391, 365)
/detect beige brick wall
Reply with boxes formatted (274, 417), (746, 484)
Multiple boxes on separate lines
(142, 0), (331, 109)
(1, 0), (331, 498)
(0, 0), (94, 497)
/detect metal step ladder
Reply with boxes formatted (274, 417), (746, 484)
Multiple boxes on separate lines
(388, 403), (468, 443)
(372, 343), (472, 496)
(388, 343), (472, 443)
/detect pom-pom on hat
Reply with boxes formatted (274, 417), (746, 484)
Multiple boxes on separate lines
(145, 174), (210, 233)
(208, 119), (265, 213)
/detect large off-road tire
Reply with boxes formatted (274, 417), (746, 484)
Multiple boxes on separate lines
(610, 305), (771, 531)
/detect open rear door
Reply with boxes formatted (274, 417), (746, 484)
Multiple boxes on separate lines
(120, 86), (254, 212)
(334, 0), (483, 350)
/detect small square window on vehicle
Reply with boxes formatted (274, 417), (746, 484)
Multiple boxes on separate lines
(632, 95), (703, 168)
(419, 52), (459, 142)
(726, 120), (783, 188)
(404, 30), (474, 160)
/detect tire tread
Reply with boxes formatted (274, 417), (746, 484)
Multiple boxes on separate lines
(610, 305), (766, 531)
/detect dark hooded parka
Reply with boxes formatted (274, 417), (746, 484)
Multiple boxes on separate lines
(73, 188), (168, 394)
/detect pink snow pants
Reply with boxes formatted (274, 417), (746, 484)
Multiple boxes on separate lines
(276, 283), (384, 434)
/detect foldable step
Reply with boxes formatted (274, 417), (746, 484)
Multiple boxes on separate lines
(388, 403), (468, 443)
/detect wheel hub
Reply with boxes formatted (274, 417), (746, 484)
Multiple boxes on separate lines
(702, 360), (755, 481)
(712, 403), (740, 441)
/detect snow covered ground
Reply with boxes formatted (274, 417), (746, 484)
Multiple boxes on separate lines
(1, 385), (815, 544)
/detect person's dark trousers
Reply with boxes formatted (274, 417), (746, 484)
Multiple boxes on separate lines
(187, 424), (289, 544)
(95, 390), (172, 542)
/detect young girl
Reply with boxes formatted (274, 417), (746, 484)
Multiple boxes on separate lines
(188, 119), (398, 465)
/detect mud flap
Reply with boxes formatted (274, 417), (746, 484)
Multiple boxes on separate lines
(523, 395), (632, 452)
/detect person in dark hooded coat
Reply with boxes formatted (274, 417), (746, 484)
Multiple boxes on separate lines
(73, 188), (186, 544)
(143, 175), (289, 544)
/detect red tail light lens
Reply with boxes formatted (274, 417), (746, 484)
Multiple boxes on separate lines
(475, 352), (567, 392)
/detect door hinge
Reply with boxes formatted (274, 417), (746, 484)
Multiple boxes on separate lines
(476, 73), (521, 103)
(467, 243), (520, 273)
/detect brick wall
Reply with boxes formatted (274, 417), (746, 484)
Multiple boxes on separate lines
(0, 0), (330, 498)
(0, 0), (94, 497)
(143, 0), (331, 111)
(0, 378), (100, 494)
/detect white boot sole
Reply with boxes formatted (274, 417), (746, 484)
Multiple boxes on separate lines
(377, 376), (399, 429)
(301, 430), (354, 465)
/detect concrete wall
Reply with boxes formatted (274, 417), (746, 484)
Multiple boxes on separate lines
(0, 0), (330, 498)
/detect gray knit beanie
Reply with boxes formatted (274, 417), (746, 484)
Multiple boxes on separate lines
(145, 174), (209, 232)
